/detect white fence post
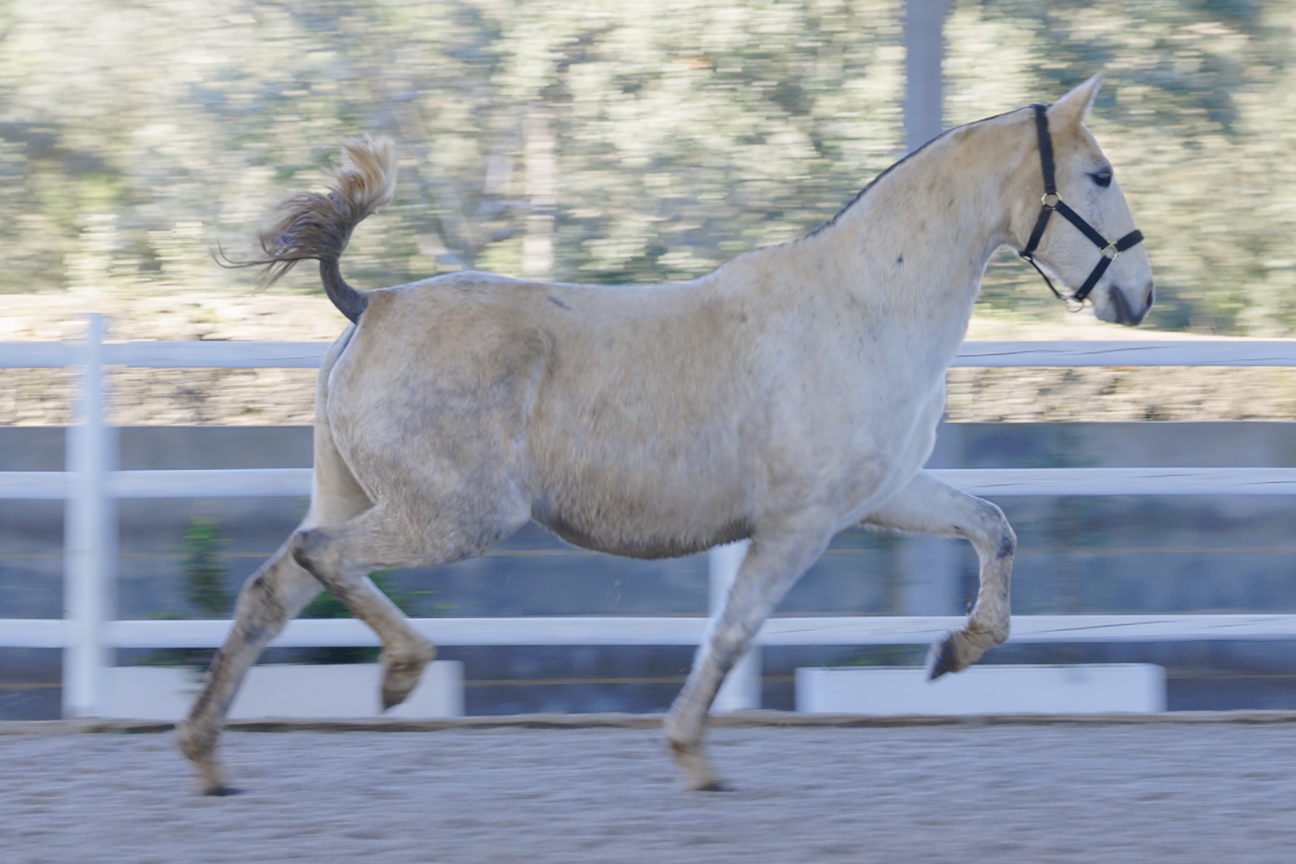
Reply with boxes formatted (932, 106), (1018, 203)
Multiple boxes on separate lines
(709, 539), (761, 712)
(62, 314), (115, 717)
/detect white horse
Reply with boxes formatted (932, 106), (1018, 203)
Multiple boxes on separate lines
(179, 74), (1152, 794)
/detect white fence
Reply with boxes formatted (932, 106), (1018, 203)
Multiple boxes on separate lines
(5, 315), (1296, 717)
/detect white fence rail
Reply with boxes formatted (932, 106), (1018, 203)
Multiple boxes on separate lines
(5, 315), (1296, 717)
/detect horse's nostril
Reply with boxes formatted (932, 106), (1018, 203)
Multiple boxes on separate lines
(1110, 285), (1151, 326)
(1145, 283), (1155, 310)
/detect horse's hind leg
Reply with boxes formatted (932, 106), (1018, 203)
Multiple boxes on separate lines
(176, 540), (322, 794)
(665, 519), (832, 791)
(289, 504), (466, 710)
(861, 470), (1016, 678)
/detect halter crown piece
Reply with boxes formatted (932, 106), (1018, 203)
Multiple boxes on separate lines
(1018, 103), (1144, 310)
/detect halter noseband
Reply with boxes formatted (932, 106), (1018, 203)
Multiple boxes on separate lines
(1018, 103), (1144, 310)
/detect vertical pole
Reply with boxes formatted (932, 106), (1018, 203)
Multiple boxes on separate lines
(708, 539), (761, 712)
(63, 314), (115, 718)
(904, 0), (949, 154)
(903, 1), (956, 620)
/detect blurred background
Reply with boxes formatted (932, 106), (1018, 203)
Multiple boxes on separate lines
(2, 0), (1296, 719)
(0, 0), (1291, 329)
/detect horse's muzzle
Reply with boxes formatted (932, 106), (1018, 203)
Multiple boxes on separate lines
(1111, 282), (1154, 327)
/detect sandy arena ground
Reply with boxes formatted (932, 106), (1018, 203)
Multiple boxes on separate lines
(3, 716), (1296, 863)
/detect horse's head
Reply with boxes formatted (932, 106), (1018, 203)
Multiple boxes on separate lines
(1011, 74), (1154, 326)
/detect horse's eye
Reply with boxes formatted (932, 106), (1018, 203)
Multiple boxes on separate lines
(1091, 170), (1113, 188)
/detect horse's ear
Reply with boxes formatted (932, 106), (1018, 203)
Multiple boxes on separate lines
(1048, 73), (1103, 130)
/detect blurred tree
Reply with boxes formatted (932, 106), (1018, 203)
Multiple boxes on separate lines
(0, 1), (1291, 334)
(947, 0), (1296, 333)
(182, 516), (232, 618)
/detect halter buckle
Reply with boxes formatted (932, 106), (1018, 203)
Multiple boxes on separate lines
(1041, 192), (1059, 208)
(1100, 242), (1120, 260)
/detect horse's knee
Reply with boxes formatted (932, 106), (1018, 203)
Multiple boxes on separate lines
(971, 615), (1011, 648)
(176, 716), (212, 762)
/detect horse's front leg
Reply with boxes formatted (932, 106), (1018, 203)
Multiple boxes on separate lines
(665, 520), (832, 791)
(176, 540), (322, 794)
(862, 469), (1016, 678)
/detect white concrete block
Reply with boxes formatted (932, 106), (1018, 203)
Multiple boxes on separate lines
(795, 664), (1165, 716)
(107, 661), (464, 721)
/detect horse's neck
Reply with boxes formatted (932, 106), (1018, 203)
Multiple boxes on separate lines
(809, 115), (1030, 363)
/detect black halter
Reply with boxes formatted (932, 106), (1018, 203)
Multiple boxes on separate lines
(1018, 103), (1144, 309)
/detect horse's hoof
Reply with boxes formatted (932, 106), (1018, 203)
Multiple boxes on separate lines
(380, 642), (436, 710)
(925, 634), (958, 680)
(178, 723), (231, 795)
(669, 738), (725, 792)
(205, 785), (243, 797)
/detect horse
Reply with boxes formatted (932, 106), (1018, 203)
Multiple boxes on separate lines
(177, 73), (1153, 794)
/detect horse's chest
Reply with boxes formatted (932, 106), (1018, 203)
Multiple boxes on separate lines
(831, 369), (946, 510)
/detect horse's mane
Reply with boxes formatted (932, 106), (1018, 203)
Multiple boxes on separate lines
(806, 107), (1023, 239)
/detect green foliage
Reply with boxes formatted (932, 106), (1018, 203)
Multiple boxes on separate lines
(182, 516), (233, 618)
(300, 569), (414, 618)
(135, 516), (234, 669)
(839, 645), (927, 667)
(0, 1), (1292, 333)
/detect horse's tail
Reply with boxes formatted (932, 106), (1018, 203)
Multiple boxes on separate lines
(239, 136), (397, 324)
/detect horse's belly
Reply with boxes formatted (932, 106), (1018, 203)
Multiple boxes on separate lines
(532, 505), (750, 560)
(530, 465), (751, 560)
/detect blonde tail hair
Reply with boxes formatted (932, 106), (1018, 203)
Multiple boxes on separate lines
(238, 136), (397, 323)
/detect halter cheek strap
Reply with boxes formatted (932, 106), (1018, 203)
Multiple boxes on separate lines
(1018, 103), (1144, 308)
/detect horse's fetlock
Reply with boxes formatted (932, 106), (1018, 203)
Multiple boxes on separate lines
(967, 617), (1009, 649)
(384, 637), (436, 671)
(664, 729), (720, 791)
(175, 721), (208, 762)
(664, 700), (704, 746)
(176, 719), (225, 793)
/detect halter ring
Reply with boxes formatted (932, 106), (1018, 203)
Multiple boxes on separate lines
(1100, 242), (1120, 260)
(1041, 192), (1060, 208)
